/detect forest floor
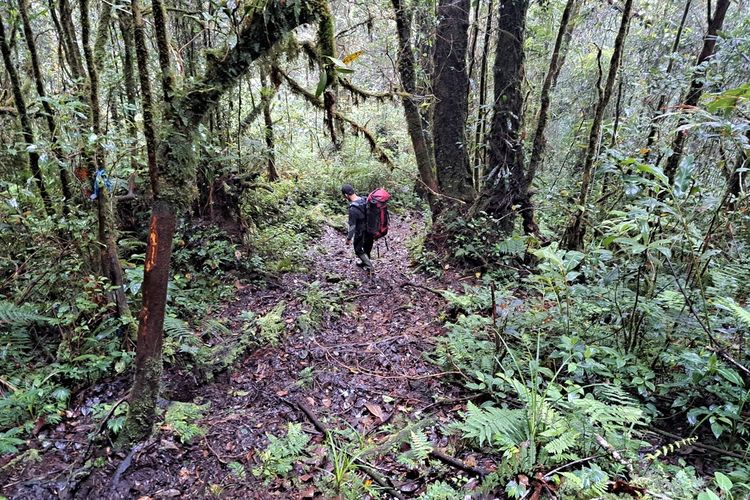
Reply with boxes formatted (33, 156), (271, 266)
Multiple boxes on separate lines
(2, 214), (488, 499)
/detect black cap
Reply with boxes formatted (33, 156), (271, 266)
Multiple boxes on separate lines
(341, 184), (355, 196)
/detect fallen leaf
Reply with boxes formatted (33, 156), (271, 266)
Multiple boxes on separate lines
(365, 403), (385, 421)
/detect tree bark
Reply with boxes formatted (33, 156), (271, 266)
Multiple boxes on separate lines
(260, 68), (279, 181)
(472, 0), (532, 234)
(122, 0), (330, 444)
(432, 0), (475, 203)
(0, 15), (54, 216)
(527, 0), (578, 187)
(390, 0), (438, 206)
(663, 0), (730, 184)
(562, 0), (634, 250)
(18, 0), (73, 210)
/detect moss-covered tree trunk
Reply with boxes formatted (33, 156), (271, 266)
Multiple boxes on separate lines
(260, 68), (279, 181)
(562, 0), (633, 250)
(432, 0), (475, 204)
(18, 0), (73, 211)
(472, 0), (532, 234)
(390, 0), (439, 206)
(663, 0), (730, 184)
(121, 0), (329, 444)
(0, 15), (54, 216)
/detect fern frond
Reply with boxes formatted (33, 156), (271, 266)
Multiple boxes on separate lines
(202, 318), (232, 338)
(0, 301), (52, 325)
(163, 316), (195, 339)
(543, 431), (580, 456)
(714, 297), (750, 329)
(645, 436), (697, 461)
(461, 402), (527, 448)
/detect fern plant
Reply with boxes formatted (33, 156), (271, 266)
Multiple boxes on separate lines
(0, 301), (52, 325)
(163, 402), (209, 444)
(252, 422), (310, 482)
(397, 430), (433, 469)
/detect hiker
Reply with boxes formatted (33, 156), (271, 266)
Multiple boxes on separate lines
(341, 184), (374, 269)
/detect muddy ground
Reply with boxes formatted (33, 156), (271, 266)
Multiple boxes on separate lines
(1, 215), (490, 499)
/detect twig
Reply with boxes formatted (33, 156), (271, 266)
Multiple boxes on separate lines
(595, 434), (633, 476)
(400, 281), (445, 297)
(94, 392), (130, 437)
(544, 455), (601, 480)
(429, 449), (487, 479)
(0, 377), (18, 392)
(706, 345), (750, 381)
(204, 437), (229, 465)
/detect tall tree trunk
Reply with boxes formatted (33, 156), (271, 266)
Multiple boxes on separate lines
(122, 0), (330, 444)
(663, 0), (731, 184)
(644, 0), (691, 161)
(79, 0), (131, 319)
(562, 0), (634, 250)
(472, 0), (532, 234)
(260, 68), (279, 181)
(390, 0), (438, 206)
(471, 0), (494, 190)
(58, 0), (86, 79)
(432, 0), (475, 204)
(0, 16), (54, 216)
(118, 4), (141, 186)
(527, 0), (578, 187)
(18, 0), (73, 210)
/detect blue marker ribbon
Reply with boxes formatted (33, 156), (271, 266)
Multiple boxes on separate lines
(90, 169), (113, 200)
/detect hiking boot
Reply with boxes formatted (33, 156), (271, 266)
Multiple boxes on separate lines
(357, 254), (373, 270)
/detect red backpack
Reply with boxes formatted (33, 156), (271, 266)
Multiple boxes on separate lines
(366, 188), (390, 240)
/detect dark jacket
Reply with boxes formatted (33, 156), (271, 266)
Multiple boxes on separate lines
(347, 198), (367, 240)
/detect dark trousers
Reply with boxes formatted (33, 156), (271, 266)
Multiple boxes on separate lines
(353, 231), (374, 258)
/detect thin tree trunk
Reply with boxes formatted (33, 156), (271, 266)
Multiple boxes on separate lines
(471, 0), (494, 190)
(644, 0), (691, 161)
(0, 16), (53, 216)
(727, 130), (749, 209)
(17, 0), (73, 210)
(472, 0), (532, 234)
(260, 68), (279, 181)
(118, 5), (140, 186)
(664, 0), (730, 183)
(58, 0), (86, 79)
(390, 0), (439, 206)
(432, 0), (475, 204)
(122, 0), (330, 444)
(562, 0), (634, 250)
(79, 0), (130, 319)
(527, 0), (578, 187)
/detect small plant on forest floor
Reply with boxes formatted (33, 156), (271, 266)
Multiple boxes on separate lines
(297, 281), (340, 334)
(91, 401), (129, 436)
(255, 303), (286, 346)
(227, 460), (246, 479)
(252, 422), (310, 483)
(295, 366), (315, 388)
(163, 402), (209, 444)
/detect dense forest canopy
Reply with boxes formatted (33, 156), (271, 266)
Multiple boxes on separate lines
(0, 0), (749, 498)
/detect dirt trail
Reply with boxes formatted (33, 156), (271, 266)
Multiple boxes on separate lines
(3, 215), (470, 499)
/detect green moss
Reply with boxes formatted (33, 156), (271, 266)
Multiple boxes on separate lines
(117, 356), (163, 446)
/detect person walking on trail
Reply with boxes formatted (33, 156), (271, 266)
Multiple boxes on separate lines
(341, 184), (374, 270)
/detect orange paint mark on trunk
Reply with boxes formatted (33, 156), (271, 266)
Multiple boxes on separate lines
(145, 215), (159, 272)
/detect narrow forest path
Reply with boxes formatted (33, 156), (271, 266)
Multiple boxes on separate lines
(6, 214), (473, 499)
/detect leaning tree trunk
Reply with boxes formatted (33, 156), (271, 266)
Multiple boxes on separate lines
(472, 0), (532, 234)
(663, 0), (730, 184)
(121, 0), (330, 444)
(527, 0), (579, 188)
(390, 0), (439, 206)
(0, 16), (54, 216)
(432, 0), (475, 204)
(18, 0), (73, 211)
(562, 0), (634, 250)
